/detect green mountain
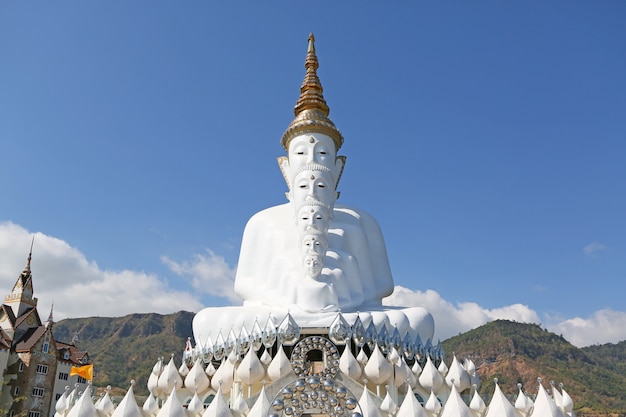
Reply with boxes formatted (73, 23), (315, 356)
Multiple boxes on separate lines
(53, 311), (195, 397)
(54, 314), (625, 416)
(442, 320), (626, 416)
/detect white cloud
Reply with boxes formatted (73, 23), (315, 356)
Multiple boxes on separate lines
(384, 286), (626, 348)
(384, 286), (541, 342)
(0, 221), (205, 319)
(161, 251), (240, 304)
(583, 242), (607, 258)
(546, 309), (626, 348)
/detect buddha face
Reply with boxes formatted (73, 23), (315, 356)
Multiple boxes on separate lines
(290, 169), (336, 209)
(304, 253), (323, 279)
(289, 134), (336, 172)
(279, 133), (345, 194)
(296, 205), (331, 235)
(301, 233), (328, 257)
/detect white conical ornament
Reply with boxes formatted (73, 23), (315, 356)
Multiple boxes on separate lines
(66, 385), (79, 409)
(158, 354), (184, 399)
(529, 380), (564, 417)
(179, 361), (190, 377)
(445, 354), (471, 392)
(187, 389), (205, 417)
(358, 382), (383, 417)
(380, 388), (397, 417)
(93, 393), (104, 412)
(363, 344), (393, 386)
(514, 383), (533, 417)
(231, 387), (249, 417)
(469, 386), (487, 417)
(143, 393), (159, 417)
(260, 349), (272, 366)
(156, 385), (187, 417)
(202, 384), (234, 417)
(561, 385), (574, 414)
(339, 343), (362, 381)
(439, 383), (474, 417)
(66, 385), (99, 417)
(55, 386), (70, 415)
(387, 347), (401, 364)
(266, 344), (293, 381)
(357, 347), (369, 366)
(465, 358), (480, 390)
(551, 381), (564, 412)
(424, 390), (442, 416)
(396, 386), (429, 417)
(211, 359), (235, 395)
(438, 359), (449, 376)
(419, 356), (444, 393)
(148, 369), (161, 397)
(392, 349), (415, 387)
(153, 357), (164, 375)
(484, 379), (522, 417)
(110, 381), (143, 417)
(394, 355), (412, 388)
(237, 344), (266, 395)
(185, 357), (211, 394)
(247, 383), (271, 417)
(412, 360), (422, 378)
(205, 361), (217, 377)
(96, 385), (115, 416)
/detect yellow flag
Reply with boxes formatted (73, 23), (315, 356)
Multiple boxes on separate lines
(69, 364), (93, 380)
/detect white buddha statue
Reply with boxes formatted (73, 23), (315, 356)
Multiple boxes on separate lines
(233, 35), (394, 313)
(193, 34), (434, 346)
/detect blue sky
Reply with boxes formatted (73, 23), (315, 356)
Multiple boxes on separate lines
(1, 2), (625, 347)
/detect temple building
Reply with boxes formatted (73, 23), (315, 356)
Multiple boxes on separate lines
(0, 247), (91, 417)
(52, 34), (576, 417)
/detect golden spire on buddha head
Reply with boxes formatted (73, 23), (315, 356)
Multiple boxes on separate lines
(280, 33), (344, 152)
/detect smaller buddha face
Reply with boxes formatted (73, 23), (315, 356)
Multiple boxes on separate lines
(296, 205), (331, 235)
(288, 134), (336, 173)
(290, 169), (336, 209)
(304, 253), (323, 279)
(301, 233), (328, 257)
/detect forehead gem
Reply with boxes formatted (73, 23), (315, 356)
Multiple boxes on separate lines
(309, 136), (315, 143)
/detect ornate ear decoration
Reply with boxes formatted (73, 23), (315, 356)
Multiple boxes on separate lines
(278, 156), (291, 191)
(334, 156), (346, 190)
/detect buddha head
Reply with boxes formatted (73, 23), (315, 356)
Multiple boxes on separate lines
(289, 165), (337, 211)
(301, 232), (328, 257)
(295, 203), (332, 235)
(303, 252), (323, 279)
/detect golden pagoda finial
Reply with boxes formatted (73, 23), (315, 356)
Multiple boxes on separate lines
(281, 33), (343, 151)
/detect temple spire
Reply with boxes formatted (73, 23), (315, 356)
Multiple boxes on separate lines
(281, 33), (344, 151)
(293, 33), (329, 117)
(24, 235), (34, 273)
(46, 303), (54, 328)
(7, 237), (38, 317)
